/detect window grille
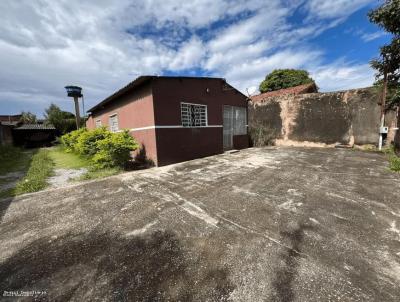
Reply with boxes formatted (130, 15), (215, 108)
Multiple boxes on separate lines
(109, 114), (119, 132)
(95, 119), (102, 128)
(181, 103), (207, 127)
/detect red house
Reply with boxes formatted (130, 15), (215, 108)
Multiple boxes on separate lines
(86, 76), (249, 166)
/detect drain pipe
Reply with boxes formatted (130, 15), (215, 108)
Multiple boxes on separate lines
(379, 68), (388, 151)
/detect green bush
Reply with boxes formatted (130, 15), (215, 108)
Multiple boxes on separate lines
(61, 128), (87, 152)
(60, 128), (138, 169)
(93, 130), (138, 168)
(75, 127), (111, 156)
(14, 149), (54, 194)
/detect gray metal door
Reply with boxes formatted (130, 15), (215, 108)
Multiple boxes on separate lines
(223, 105), (233, 150)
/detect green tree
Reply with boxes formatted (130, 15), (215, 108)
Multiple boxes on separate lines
(44, 103), (76, 134)
(368, 0), (400, 106)
(259, 69), (315, 93)
(19, 111), (37, 123)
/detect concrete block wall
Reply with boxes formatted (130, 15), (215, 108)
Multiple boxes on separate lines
(249, 87), (398, 147)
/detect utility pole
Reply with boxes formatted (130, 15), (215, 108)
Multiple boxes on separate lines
(379, 65), (388, 151)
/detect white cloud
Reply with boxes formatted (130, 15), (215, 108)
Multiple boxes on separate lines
(0, 0), (378, 116)
(310, 61), (375, 91)
(221, 49), (323, 92)
(168, 37), (205, 70)
(305, 0), (374, 19)
(361, 31), (387, 42)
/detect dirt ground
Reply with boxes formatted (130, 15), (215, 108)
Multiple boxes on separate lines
(47, 168), (87, 189)
(0, 147), (399, 301)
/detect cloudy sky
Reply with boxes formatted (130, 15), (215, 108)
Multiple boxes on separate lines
(0, 0), (389, 116)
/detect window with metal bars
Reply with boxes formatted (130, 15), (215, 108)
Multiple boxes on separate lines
(181, 103), (208, 127)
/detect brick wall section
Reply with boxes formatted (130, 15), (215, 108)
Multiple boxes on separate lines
(249, 87), (398, 147)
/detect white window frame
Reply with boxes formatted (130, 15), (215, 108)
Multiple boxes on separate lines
(109, 113), (119, 133)
(181, 102), (208, 127)
(95, 119), (102, 128)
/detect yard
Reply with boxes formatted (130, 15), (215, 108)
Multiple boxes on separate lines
(0, 147), (399, 301)
(0, 146), (121, 199)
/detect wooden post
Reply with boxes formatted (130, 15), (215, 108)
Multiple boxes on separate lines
(74, 96), (81, 129)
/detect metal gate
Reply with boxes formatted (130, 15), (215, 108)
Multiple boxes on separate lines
(223, 105), (234, 150)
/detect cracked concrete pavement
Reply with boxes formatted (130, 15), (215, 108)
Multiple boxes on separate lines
(0, 147), (399, 301)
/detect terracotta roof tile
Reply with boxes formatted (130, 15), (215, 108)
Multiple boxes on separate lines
(251, 83), (317, 103)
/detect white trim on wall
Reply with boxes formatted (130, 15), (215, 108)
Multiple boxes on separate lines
(129, 125), (223, 132)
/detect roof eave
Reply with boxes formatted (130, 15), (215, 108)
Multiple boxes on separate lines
(88, 76), (154, 113)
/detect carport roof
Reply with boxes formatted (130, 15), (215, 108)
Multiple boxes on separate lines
(15, 124), (56, 130)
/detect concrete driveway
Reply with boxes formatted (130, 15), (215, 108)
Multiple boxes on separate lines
(0, 147), (399, 301)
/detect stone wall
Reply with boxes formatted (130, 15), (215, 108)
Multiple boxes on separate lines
(249, 87), (398, 147)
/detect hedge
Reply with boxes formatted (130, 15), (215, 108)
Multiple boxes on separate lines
(61, 127), (138, 169)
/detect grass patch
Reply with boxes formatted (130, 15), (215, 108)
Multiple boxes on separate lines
(389, 156), (400, 172)
(0, 145), (33, 175)
(0, 146), (35, 199)
(49, 146), (122, 181)
(14, 149), (54, 195)
(48, 146), (91, 169)
(77, 167), (121, 180)
(383, 146), (400, 172)
(0, 188), (14, 199)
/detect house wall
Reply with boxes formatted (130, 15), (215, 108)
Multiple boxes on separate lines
(249, 87), (398, 147)
(152, 78), (249, 166)
(86, 83), (159, 164)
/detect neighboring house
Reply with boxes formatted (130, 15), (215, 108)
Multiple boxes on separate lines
(251, 83), (318, 104)
(0, 115), (22, 145)
(86, 76), (249, 166)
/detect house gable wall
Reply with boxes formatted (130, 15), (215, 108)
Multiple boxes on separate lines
(86, 82), (159, 164)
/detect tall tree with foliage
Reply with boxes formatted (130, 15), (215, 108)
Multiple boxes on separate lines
(44, 103), (76, 135)
(369, 0), (400, 154)
(259, 69), (315, 93)
(19, 111), (37, 124)
(369, 0), (400, 107)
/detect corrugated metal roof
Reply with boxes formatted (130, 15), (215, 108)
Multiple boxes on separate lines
(87, 75), (237, 113)
(15, 124), (56, 130)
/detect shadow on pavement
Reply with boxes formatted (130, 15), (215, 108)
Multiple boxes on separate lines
(0, 198), (13, 222)
(0, 230), (234, 301)
(272, 222), (314, 302)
